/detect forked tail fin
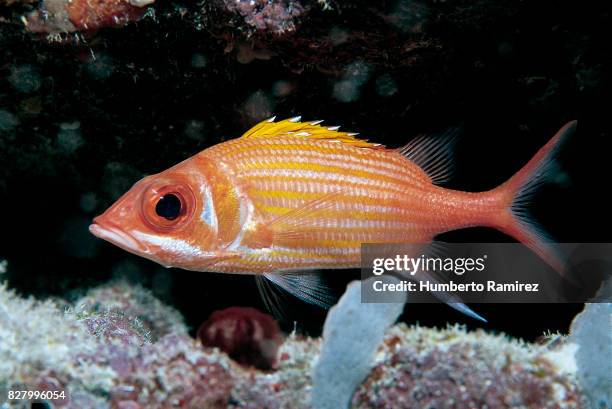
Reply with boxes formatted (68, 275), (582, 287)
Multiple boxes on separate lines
(490, 121), (576, 275)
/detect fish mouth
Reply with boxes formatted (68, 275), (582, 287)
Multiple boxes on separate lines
(89, 222), (147, 254)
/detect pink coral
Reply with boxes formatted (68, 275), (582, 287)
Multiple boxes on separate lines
(222, 0), (307, 34)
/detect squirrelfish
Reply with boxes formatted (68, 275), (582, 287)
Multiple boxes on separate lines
(90, 117), (575, 316)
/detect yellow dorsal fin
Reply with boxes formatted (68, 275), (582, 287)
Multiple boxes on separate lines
(241, 116), (385, 149)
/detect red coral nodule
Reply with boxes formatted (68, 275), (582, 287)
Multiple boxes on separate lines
(197, 307), (283, 370)
(66, 0), (148, 31)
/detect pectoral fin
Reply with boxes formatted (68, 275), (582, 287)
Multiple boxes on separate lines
(245, 191), (344, 249)
(255, 271), (337, 320)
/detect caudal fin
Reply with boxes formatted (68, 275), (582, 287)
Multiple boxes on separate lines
(490, 121), (576, 274)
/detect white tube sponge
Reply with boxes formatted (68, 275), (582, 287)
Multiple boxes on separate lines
(570, 300), (612, 409)
(311, 276), (404, 409)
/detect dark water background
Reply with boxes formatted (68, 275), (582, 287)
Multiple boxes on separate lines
(1, 0), (610, 340)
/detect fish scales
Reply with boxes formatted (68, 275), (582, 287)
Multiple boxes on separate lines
(201, 136), (478, 272)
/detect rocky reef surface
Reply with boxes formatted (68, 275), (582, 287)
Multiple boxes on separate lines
(0, 278), (602, 409)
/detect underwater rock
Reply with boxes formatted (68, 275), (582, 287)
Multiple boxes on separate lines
(242, 90), (276, 122)
(0, 283), (116, 408)
(56, 121), (84, 155)
(353, 325), (584, 408)
(75, 280), (187, 340)
(78, 308), (152, 347)
(374, 73), (399, 97)
(108, 333), (236, 408)
(7, 64), (42, 94)
(332, 61), (372, 103)
(215, 0), (308, 35)
(0, 282), (314, 408)
(0, 281), (588, 408)
(386, 0), (430, 33)
(0, 109), (18, 132)
(25, 0), (153, 34)
(197, 306), (283, 370)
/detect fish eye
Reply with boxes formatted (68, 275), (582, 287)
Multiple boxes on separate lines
(155, 194), (182, 220)
(141, 182), (195, 231)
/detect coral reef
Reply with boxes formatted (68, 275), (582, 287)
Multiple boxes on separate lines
(197, 306), (283, 370)
(24, 0), (153, 34)
(4, 0), (460, 72)
(353, 325), (583, 408)
(0, 281), (315, 408)
(0, 280), (592, 408)
(216, 0), (308, 35)
(75, 281), (187, 340)
(0, 283), (115, 408)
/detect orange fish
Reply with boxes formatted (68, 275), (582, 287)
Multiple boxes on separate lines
(90, 117), (575, 318)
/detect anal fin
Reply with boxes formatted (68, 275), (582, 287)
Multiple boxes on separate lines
(392, 241), (487, 322)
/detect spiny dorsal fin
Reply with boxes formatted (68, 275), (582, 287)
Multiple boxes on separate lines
(241, 116), (385, 149)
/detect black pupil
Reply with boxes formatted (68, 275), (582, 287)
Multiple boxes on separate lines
(155, 194), (182, 220)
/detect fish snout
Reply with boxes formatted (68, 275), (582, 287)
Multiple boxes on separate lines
(89, 219), (148, 255)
